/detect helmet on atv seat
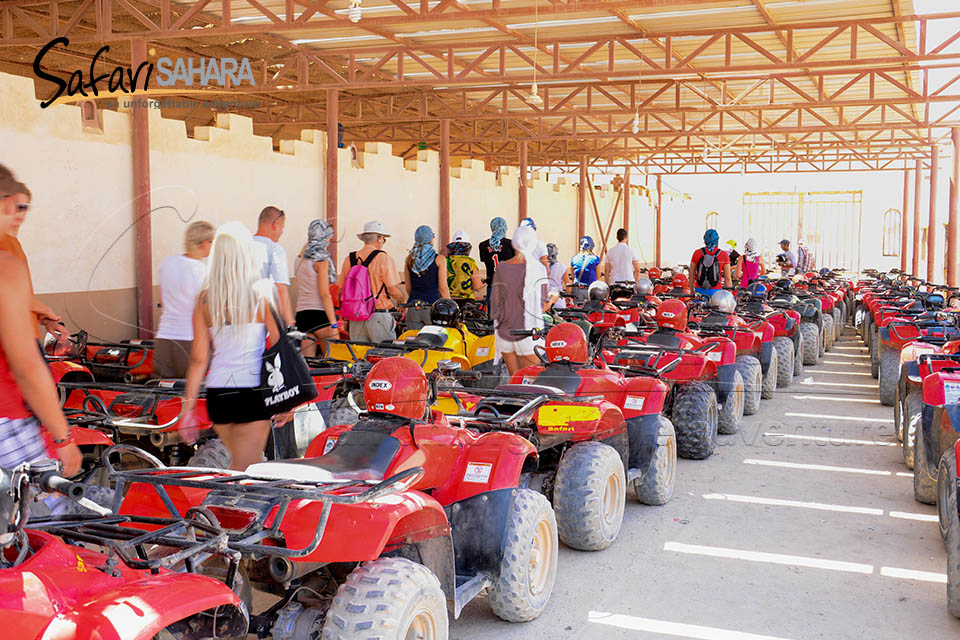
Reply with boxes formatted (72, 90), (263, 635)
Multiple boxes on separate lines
(430, 298), (460, 327)
(709, 290), (737, 314)
(634, 277), (654, 296)
(364, 357), (428, 420)
(819, 267), (831, 277)
(774, 278), (793, 292)
(588, 281), (610, 302)
(804, 271), (818, 281)
(544, 323), (589, 364)
(671, 273), (688, 289)
(656, 299), (688, 331)
(746, 282), (768, 299)
(647, 267), (662, 280)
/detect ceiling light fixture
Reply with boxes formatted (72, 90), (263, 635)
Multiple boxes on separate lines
(348, 0), (362, 23)
(525, 0), (543, 107)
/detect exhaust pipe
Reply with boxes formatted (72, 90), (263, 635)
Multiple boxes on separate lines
(268, 556), (323, 583)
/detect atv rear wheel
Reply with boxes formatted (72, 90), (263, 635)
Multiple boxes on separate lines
(914, 424), (938, 505)
(323, 557), (448, 640)
(632, 417), (677, 506)
(718, 370), (744, 435)
(938, 449), (957, 546)
(489, 489), (558, 622)
(773, 337), (794, 388)
(902, 390), (921, 470)
(800, 323), (820, 366)
(328, 394), (362, 427)
(878, 345), (899, 406)
(672, 382), (719, 460)
(948, 484), (960, 618)
(832, 308), (842, 341)
(793, 334), (804, 376)
(553, 442), (625, 551)
(735, 356), (762, 416)
(894, 380), (904, 441)
(822, 314), (835, 352)
(869, 326), (880, 378)
(761, 348), (778, 400)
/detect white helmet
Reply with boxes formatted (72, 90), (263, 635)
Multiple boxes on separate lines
(588, 280), (610, 302)
(634, 277), (654, 296)
(709, 289), (737, 313)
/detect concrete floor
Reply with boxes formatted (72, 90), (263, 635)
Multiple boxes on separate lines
(452, 328), (960, 639)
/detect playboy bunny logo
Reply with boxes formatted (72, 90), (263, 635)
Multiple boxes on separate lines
(265, 353), (284, 392)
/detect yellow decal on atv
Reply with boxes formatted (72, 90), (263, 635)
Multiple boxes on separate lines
(432, 395), (463, 415)
(76, 554), (87, 573)
(537, 405), (601, 427)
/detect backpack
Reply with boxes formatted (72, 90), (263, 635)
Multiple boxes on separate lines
(695, 248), (722, 288)
(340, 250), (385, 322)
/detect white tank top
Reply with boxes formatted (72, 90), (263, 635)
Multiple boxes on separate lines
(206, 323), (266, 388)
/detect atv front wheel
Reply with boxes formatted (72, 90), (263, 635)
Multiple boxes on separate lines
(632, 417), (677, 506)
(489, 489), (558, 622)
(553, 442), (625, 551)
(672, 382), (719, 460)
(938, 449), (958, 545)
(914, 425), (938, 505)
(869, 326), (880, 378)
(735, 356), (762, 416)
(940, 450), (960, 618)
(323, 557), (448, 640)
(793, 334), (804, 376)
(800, 323), (820, 366)
(718, 370), (744, 435)
(761, 347), (778, 400)
(902, 390), (921, 470)
(878, 345), (899, 406)
(773, 336), (794, 388)
(832, 307), (842, 342)
(822, 314), (835, 352)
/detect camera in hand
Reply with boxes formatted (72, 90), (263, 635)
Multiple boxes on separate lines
(775, 253), (788, 264)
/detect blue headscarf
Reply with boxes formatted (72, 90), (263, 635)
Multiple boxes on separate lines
(580, 235), (595, 252)
(410, 225), (437, 276)
(704, 228), (719, 251)
(521, 217), (536, 230)
(490, 217), (508, 252)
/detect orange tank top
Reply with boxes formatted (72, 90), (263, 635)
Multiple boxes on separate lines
(0, 342), (30, 419)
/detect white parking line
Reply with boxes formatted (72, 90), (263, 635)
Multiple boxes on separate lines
(702, 493), (884, 515)
(822, 360), (871, 366)
(822, 352), (871, 358)
(782, 413), (894, 424)
(763, 431), (897, 445)
(587, 612), (794, 640)
(879, 567), (947, 583)
(743, 459), (892, 475)
(896, 472), (914, 478)
(834, 346), (869, 351)
(805, 370), (875, 377)
(800, 380), (878, 388)
(791, 395), (881, 404)
(889, 511), (938, 522)
(663, 541), (874, 574)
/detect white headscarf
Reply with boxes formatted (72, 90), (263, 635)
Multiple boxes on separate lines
(511, 225), (546, 332)
(744, 237), (759, 261)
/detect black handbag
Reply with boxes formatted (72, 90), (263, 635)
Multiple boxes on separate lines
(259, 302), (318, 415)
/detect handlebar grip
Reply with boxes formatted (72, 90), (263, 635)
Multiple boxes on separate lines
(39, 472), (86, 499)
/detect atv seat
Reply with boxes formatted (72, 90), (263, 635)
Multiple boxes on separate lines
(645, 330), (683, 348)
(404, 326), (448, 349)
(700, 312), (729, 327)
(495, 383), (567, 396)
(247, 428), (401, 483)
(533, 363), (583, 394)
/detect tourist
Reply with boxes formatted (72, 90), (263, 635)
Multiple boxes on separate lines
(446, 230), (484, 300)
(404, 225), (449, 330)
(254, 206), (294, 325)
(337, 220), (406, 342)
(604, 228), (641, 284)
(294, 219), (338, 357)
(690, 228), (732, 299)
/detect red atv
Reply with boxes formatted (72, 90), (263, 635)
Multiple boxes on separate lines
(117, 357), (560, 636)
(945, 439), (960, 618)
(898, 349), (960, 469)
(910, 364), (960, 510)
(1, 458), (248, 639)
(45, 328), (154, 383)
(879, 312), (960, 406)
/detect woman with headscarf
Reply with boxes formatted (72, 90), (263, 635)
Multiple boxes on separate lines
(491, 225), (547, 375)
(734, 237), (766, 288)
(544, 242), (567, 310)
(446, 230), (484, 300)
(404, 224), (450, 330)
(690, 227), (732, 299)
(478, 217), (516, 317)
(567, 236), (602, 294)
(295, 219), (338, 357)
(520, 217), (550, 268)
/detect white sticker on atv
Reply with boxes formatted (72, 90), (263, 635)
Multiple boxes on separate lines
(522, 376), (535, 385)
(323, 437), (338, 455)
(624, 396), (646, 411)
(476, 347), (490, 357)
(368, 380), (392, 391)
(945, 382), (960, 404)
(463, 462), (492, 483)
(707, 351), (722, 362)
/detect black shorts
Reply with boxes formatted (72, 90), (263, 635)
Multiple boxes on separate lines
(295, 310), (332, 334)
(205, 387), (271, 424)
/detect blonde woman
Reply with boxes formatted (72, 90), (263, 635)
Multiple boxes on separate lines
(154, 221), (214, 378)
(183, 222), (281, 471)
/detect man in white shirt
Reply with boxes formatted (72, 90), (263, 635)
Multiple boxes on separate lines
(253, 206), (295, 325)
(604, 228), (642, 284)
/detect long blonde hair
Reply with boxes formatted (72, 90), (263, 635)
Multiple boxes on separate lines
(205, 222), (264, 329)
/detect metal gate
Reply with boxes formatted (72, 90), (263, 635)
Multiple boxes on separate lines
(742, 191), (863, 273)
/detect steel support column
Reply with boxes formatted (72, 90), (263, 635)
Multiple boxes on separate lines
(623, 168), (631, 239)
(131, 40), (153, 338)
(928, 145), (939, 283)
(518, 141), (528, 225)
(949, 128), (959, 287)
(901, 169), (910, 272)
(326, 89), (339, 264)
(913, 158), (922, 276)
(655, 174), (662, 267)
(440, 119), (450, 248)
(578, 158), (587, 241)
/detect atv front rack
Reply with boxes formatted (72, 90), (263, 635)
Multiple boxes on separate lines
(59, 380), (202, 435)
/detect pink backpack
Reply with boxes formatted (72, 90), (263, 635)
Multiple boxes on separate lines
(340, 250), (385, 321)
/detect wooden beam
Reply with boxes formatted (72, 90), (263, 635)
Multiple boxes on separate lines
(913, 157), (922, 276)
(440, 118), (450, 248)
(949, 128), (959, 286)
(131, 39), (153, 338)
(901, 168), (909, 271)
(928, 144), (939, 282)
(326, 88), (339, 264)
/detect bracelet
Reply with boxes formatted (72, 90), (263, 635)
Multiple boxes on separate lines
(331, 322), (339, 329)
(53, 434), (75, 447)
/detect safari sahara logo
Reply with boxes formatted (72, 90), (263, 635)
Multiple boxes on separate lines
(33, 37), (256, 108)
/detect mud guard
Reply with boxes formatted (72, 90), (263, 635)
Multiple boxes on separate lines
(625, 414), (660, 475)
(878, 325), (891, 344)
(903, 359), (922, 384)
(920, 402), (936, 478)
(937, 405), (960, 467)
(39, 572), (247, 640)
(714, 363), (736, 407)
(443, 488), (515, 617)
(759, 341), (773, 374)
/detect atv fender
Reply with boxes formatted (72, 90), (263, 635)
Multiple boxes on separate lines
(443, 488), (515, 600)
(49, 360), (94, 385)
(878, 325), (891, 344)
(39, 572), (247, 640)
(512, 364), (545, 385)
(303, 424), (353, 457)
(619, 376), (670, 417)
(901, 358), (922, 384)
(432, 432), (537, 505)
(714, 363), (736, 407)
(624, 414), (660, 476)
(759, 340), (774, 374)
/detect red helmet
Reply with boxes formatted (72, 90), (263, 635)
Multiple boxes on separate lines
(656, 298), (688, 331)
(671, 273), (688, 288)
(364, 357), (427, 420)
(648, 267), (662, 280)
(544, 323), (589, 364)
(804, 271), (818, 281)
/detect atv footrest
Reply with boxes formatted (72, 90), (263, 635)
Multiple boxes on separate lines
(454, 573), (493, 618)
